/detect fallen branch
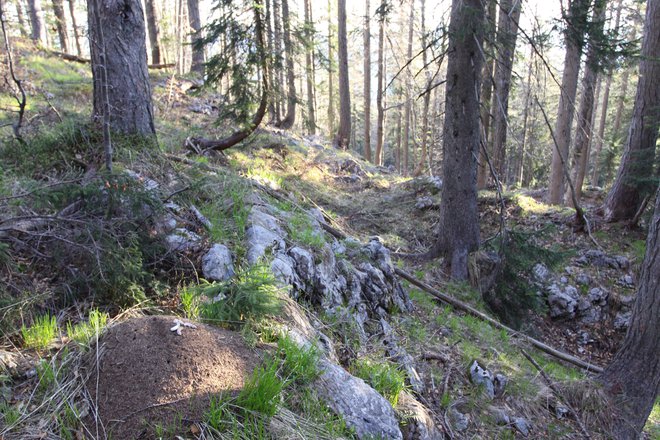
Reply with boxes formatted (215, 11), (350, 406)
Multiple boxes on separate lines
(48, 50), (175, 69)
(520, 348), (592, 439)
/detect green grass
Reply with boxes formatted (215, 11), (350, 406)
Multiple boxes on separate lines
(278, 335), (320, 384)
(0, 401), (20, 427)
(352, 359), (406, 406)
(288, 210), (326, 251)
(66, 309), (108, 346)
(179, 287), (201, 320)
(409, 289), (436, 313)
(22, 314), (58, 350)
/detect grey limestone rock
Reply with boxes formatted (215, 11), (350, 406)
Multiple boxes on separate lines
(469, 360), (495, 399)
(547, 284), (579, 319)
(398, 391), (443, 440)
(448, 407), (469, 432)
(246, 225), (285, 264)
(165, 228), (202, 252)
(202, 244), (234, 281)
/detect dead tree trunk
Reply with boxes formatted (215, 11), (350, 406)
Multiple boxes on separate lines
(67, 0), (82, 55)
(304, 0), (316, 135)
(188, 0), (203, 73)
(402, 0), (414, 174)
(374, 1), (386, 165)
(476, 0), (496, 189)
(144, 0), (161, 64)
(27, 0), (46, 45)
(413, 0), (431, 177)
(327, 0), (335, 135)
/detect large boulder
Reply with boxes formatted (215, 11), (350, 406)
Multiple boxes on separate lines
(202, 244), (235, 281)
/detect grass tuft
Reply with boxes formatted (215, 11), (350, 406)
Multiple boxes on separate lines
(22, 314), (58, 350)
(352, 359), (406, 406)
(66, 309), (109, 347)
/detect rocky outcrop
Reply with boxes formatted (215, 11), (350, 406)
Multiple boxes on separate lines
(202, 244), (235, 281)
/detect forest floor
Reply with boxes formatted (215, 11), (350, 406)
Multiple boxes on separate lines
(1, 47), (658, 439)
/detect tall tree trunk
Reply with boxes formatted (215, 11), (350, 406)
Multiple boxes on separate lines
(278, 0), (296, 129)
(334, 0), (351, 149)
(567, 0), (607, 205)
(15, 0), (28, 37)
(51, 0), (69, 52)
(604, 0), (660, 222)
(402, 0), (414, 174)
(428, 0), (485, 280)
(611, 21), (639, 145)
(598, 184), (660, 438)
(374, 2), (386, 165)
(187, 0), (203, 73)
(265, 0), (277, 122)
(327, 0), (335, 135)
(27, 0), (46, 45)
(304, 0), (316, 135)
(88, 0), (155, 135)
(67, 0), (82, 55)
(548, 0), (591, 205)
(516, 43), (535, 187)
(491, 0), (521, 181)
(591, 0), (623, 186)
(413, 0), (431, 177)
(476, 0), (497, 189)
(363, 0), (372, 161)
(144, 0), (161, 64)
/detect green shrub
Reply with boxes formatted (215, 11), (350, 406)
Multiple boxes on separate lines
(278, 335), (320, 384)
(66, 309), (108, 346)
(22, 314), (58, 350)
(197, 264), (282, 328)
(352, 359), (406, 406)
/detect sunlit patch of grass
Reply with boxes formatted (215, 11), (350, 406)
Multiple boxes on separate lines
(66, 309), (109, 347)
(645, 399), (660, 438)
(22, 314), (58, 350)
(409, 289), (436, 312)
(513, 194), (559, 216)
(352, 359), (407, 406)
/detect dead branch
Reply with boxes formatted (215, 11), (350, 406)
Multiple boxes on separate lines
(520, 348), (592, 439)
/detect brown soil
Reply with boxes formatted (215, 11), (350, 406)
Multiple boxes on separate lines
(83, 315), (261, 439)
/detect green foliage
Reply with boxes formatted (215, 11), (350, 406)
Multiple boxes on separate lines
(66, 309), (108, 346)
(0, 401), (20, 427)
(179, 288), (201, 320)
(194, 264), (282, 327)
(285, 388), (355, 438)
(288, 211), (326, 250)
(278, 335), (320, 384)
(36, 359), (57, 392)
(199, 177), (250, 254)
(22, 314), (58, 350)
(352, 359), (406, 406)
(237, 358), (287, 417)
(486, 229), (565, 329)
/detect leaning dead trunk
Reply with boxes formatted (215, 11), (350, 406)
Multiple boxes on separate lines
(188, 0), (204, 74)
(363, 0), (372, 162)
(334, 0), (351, 149)
(144, 0), (161, 65)
(27, 0), (47, 45)
(277, 0), (296, 129)
(51, 0), (69, 52)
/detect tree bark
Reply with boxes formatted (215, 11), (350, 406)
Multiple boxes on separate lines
(566, 0), (607, 206)
(413, 0), (431, 177)
(490, 0), (521, 181)
(334, 0), (350, 149)
(374, 1), (386, 165)
(604, 0), (660, 222)
(427, 0), (485, 280)
(187, 0), (203, 73)
(277, 0), (296, 129)
(27, 0), (46, 45)
(67, 0), (82, 55)
(516, 43), (535, 187)
(548, 0), (591, 205)
(144, 0), (161, 64)
(402, 0), (414, 174)
(327, 0), (335, 136)
(363, 0), (372, 162)
(598, 184), (660, 438)
(15, 0), (28, 37)
(590, 0), (623, 187)
(476, 0), (496, 189)
(51, 0), (69, 52)
(304, 0), (316, 135)
(88, 0), (156, 136)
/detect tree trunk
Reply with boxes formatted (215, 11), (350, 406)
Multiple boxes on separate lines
(278, 0), (296, 129)
(402, 0), (414, 174)
(265, 0), (276, 122)
(591, 0), (623, 186)
(27, 0), (46, 45)
(428, 0), (485, 280)
(187, 0), (203, 73)
(566, 0), (607, 206)
(476, 0), (496, 189)
(67, 0), (82, 55)
(516, 43), (535, 187)
(88, 0), (155, 136)
(304, 0), (316, 135)
(413, 0), (430, 177)
(604, 0), (660, 222)
(490, 0), (521, 181)
(363, 0), (371, 162)
(334, 0), (350, 149)
(144, 0), (161, 64)
(327, 0), (335, 136)
(548, 0), (591, 205)
(598, 184), (660, 438)
(374, 2), (386, 165)
(51, 0), (69, 52)
(15, 0), (28, 37)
